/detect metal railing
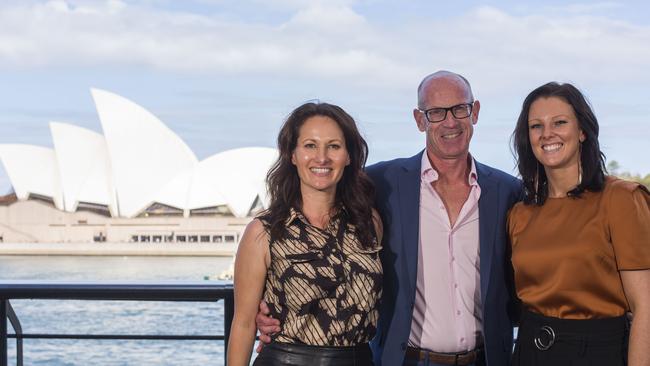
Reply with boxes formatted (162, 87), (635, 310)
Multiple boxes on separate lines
(0, 280), (234, 366)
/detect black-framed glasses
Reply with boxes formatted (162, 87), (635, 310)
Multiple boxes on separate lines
(418, 103), (473, 123)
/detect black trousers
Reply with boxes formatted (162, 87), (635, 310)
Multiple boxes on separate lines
(512, 310), (629, 366)
(253, 341), (373, 366)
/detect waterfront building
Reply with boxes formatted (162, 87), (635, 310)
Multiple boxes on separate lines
(0, 89), (277, 244)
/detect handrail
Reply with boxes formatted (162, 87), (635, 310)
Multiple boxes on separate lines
(0, 280), (234, 366)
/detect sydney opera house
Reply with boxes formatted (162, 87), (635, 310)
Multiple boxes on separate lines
(0, 89), (277, 244)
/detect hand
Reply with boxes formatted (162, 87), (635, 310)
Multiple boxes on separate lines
(255, 300), (281, 353)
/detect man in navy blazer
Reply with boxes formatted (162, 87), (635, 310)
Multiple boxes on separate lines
(365, 71), (521, 366)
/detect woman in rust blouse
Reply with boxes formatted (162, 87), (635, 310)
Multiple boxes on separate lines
(509, 82), (650, 365)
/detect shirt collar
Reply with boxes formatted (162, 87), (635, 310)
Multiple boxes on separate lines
(285, 206), (307, 226)
(420, 153), (479, 186)
(285, 206), (346, 228)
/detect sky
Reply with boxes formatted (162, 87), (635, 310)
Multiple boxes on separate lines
(1, 0), (649, 194)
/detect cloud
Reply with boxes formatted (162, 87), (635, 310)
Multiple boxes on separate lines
(0, 1), (649, 92)
(546, 2), (623, 14)
(197, 0), (359, 10)
(393, 5), (650, 95)
(283, 4), (365, 29)
(0, 1), (413, 83)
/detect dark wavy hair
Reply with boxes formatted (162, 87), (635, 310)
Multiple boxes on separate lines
(512, 82), (606, 205)
(263, 102), (376, 248)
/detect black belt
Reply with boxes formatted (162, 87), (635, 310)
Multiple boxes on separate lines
(519, 310), (629, 352)
(254, 341), (373, 366)
(405, 346), (483, 365)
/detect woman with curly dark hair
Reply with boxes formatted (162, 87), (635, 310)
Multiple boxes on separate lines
(228, 102), (382, 366)
(509, 82), (650, 365)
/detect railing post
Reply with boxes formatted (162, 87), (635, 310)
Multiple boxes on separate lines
(6, 302), (23, 366)
(0, 300), (8, 366)
(223, 294), (234, 366)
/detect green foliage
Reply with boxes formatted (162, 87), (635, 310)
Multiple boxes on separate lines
(608, 160), (650, 188)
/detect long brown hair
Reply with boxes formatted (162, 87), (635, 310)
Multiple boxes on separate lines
(263, 102), (376, 248)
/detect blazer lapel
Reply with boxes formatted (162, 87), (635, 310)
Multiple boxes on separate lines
(476, 161), (499, 306)
(398, 151), (423, 298)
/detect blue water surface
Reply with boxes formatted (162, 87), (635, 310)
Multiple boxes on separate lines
(0, 255), (235, 366)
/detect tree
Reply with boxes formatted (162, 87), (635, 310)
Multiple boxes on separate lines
(608, 160), (650, 189)
(607, 161), (620, 175)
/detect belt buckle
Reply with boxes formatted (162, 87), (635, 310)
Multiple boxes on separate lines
(533, 325), (556, 351)
(455, 349), (478, 365)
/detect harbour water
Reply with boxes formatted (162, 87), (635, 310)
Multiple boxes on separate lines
(0, 255), (235, 365)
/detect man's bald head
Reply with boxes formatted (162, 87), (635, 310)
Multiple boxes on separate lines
(417, 71), (474, 109)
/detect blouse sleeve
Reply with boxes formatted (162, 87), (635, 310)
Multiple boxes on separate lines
(507, 202), (530, 249)
(608, 181), (650, 270)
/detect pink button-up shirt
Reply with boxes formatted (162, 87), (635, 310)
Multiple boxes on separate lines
(408, 153), (482, 353)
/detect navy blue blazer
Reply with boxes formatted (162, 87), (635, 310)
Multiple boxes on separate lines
(366, 151), (522, 366)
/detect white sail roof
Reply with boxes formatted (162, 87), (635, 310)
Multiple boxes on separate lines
(0, 144), (64, 210)
(188, 147), (278, 217)
(91, 88), (199, 217)
(50, 122), (115, 214)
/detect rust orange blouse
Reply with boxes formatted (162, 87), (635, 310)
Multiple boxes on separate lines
(508, 177), (650, 319)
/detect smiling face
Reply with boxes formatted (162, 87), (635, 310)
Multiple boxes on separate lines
(528, 96), (585, 172)
(414, 74), (479, 165)
(291, 115), (350, 197)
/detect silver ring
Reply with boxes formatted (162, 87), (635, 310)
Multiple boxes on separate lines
(533, 325), (555, 351)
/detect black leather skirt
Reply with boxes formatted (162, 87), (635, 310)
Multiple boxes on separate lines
(253, 341), (373, 366)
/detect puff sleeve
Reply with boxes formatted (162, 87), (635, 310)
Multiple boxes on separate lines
(608, 181), (650, 270)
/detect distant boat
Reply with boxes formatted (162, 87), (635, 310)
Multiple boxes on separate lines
(206, 256), (235, 280)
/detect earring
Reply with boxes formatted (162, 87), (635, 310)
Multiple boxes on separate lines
(534, 161), (540, 204)
(577, 142), (583, 186)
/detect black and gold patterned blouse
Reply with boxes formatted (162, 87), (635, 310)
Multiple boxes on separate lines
(260, 207), (382, 346)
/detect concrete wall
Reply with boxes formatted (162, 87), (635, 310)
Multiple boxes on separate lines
(0, 200), (251, 244)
